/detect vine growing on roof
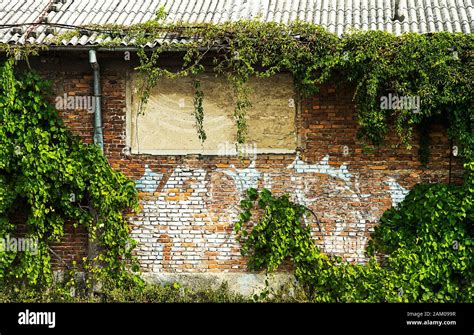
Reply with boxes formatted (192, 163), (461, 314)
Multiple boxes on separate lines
(42, 10), (473, 163)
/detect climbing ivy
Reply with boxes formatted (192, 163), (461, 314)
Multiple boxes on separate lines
(1, 10), (473, 294)
(236, 172), (473, 302)
(44, 14), (473, 160)
(235, 188), (315, 272)
(0, 59), (140, 288)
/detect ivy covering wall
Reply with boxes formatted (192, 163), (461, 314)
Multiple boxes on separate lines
(0, 14), (472, 300)
(0, 59), (140, 288)
(236, 167), (473, 302)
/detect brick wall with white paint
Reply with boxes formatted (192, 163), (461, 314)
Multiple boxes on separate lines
(30, 54), (464, 276)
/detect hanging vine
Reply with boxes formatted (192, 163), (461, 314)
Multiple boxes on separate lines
(34, 12), (473, 162)
(192, 79), (206, 143)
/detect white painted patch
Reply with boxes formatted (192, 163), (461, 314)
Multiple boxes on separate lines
(385, 177), (409, 207)
(221, 160), (261, 194)
(132, 166), (240, 271)
(263, 173), (272, 189)
(135, 165), (163, 193)
(287, 154), (352, 182)
(132, 223), (164, 273)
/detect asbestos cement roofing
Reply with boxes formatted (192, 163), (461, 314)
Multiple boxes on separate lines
(0, 0), (472, 47)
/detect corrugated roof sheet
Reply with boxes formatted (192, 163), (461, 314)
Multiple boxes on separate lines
(0, 0), (472, 47)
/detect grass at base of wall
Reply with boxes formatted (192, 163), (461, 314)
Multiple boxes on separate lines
(0, 280), (309, 303)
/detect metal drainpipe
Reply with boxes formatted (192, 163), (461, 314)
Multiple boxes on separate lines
(89, 49), (104, 152)
(88, 49), (101, 293)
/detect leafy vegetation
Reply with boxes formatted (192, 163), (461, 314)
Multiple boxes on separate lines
(235, 165), (474, 302)
(0, 59), (140, 288)
(0, 13), (472, 300)
(48, 16), (473, 162)
(0, 278), (249, 303)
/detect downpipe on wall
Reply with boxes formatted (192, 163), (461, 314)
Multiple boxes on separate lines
(88, 49), (102, 294)
(89, 49), (104, 152)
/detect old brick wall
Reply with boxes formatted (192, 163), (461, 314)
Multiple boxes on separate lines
(9, 202), (88, 271)
(29, 53), (463, 274)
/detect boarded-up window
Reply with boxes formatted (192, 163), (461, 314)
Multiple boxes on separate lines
(127, 73), (297, 155)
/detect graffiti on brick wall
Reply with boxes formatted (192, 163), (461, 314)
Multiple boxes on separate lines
(131, 154), (411, 271)
(222, 160), (261, 195)
(132, 166), (239, 272)
(286, 154), (372, 260)
(287, 154), (352, 182)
